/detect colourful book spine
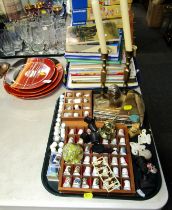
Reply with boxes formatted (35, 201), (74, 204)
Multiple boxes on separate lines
(72, 0), (133, 9)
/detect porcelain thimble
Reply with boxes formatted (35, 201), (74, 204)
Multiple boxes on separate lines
(111, 138), (117, 145)
(122, 168), (129, 178)
(111, 157), (118, 165)
(74, 112), (79, 117)
(84, 145), (90, 154)
(124, 180), (131, 190)
(120, 157), (127, 166)
(120, 146), (127, 155)
(64, 165), (72, 176)
(77, 138), (84, 145)
(118, 128), (124, 136)
(92, 178), (99, 189)
(78, 129), (83, 135)
(76, 92), (82, 97)
(63, 177), (71, 188)
(68, 137), (74, 143)
(102, 139), (108, 144)
(92, 156), (98, 163)
(83, 166), (91, 176)
(69, 129), (75, 134)
(92, 167), (98, 176)
(83, 156), (90, 164)
(112, 147), (118, 155)
(82, 178), (89, 189)
(113, 167), (119, 177)
(72, 177), (81, 188)
(73, 166), (81, 176)
(84, 111), (89, 117)
(119, 137), (126, 145)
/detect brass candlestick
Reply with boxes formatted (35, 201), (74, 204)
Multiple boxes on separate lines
(124, 51), (133, 92)
(100, 52), (108, 97)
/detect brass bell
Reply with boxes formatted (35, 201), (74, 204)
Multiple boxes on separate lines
(0, 62), (10, 78)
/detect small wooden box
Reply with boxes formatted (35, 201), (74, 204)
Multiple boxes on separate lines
(58, 123), (135, 195)
(61, 90), (92, 121)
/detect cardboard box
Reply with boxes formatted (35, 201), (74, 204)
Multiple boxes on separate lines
(146, 0), (163, 27)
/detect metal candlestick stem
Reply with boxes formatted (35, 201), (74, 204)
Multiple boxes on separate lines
(124, 51), (133, 91)
(100, 53), (108, 96)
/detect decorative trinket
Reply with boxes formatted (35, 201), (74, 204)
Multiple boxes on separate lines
(112, 147), (118, 155)
(113, 167), (119, 177)
(78, 129), (83, 135)
(120, 157), (127, 166)
(58, 142), (64, 148)
(102, 139), (108, 144)
(57, 148), (63, 157)
(83, 166), (91, 176)
(83, 156), (90, 164)
(74, 98), (81, 103)
(118, 129), (124, 136)
(64, 113), (72, 117)
(73, 166), (81, 176)
(84, 94), (90, 97)
(84, 111), (89, 117)
(147, 163), (158, 174)
(128, 123), (141, 138)
(138, 129), (151, 145)
(61, 123), (65, 128)
(74, 112), (79, 117)
(122, 168), (129, 178)
(119, 137), (126, 145)
(83, 98), (89, 103)
(68, 137), (74, 143)
(69, 129), (75, 135)
(92, 178), (100, 189)
(120, 147), (127, 155)
(64, 165), (72, 176)
(92, 156), (121, 192)
(67, 98), (73, 103)
(77, 138), (84, 145)
(63, 177), (71, 188)
(74, 104), (80, 110)
(82, 178), (89, 188)
(66, 105), (72, 110)
(92, 167), (98, 176)
(72, 177), (81, 188)
(139, 149), (152, 160)
(111, 138), (117, 145)
(54, 135), (60, 142)
(66, 92), (73, 97)
(123, 180), (131, 190)
(92, 156), (98, 163)
(76, 92), (82, 97)
(111, 157), (118, 165)
(62, 143), (83, 164)
(84, 145), (90, 154)
(83, 106), (90, 110)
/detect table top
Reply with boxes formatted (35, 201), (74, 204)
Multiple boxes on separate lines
(0, 57), (168, 210)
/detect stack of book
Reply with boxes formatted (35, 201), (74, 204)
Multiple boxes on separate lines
(64, 20), (139, 89)
(71, 0), (133, 26)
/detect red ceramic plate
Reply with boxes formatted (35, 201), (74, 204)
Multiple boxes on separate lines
(5, 58), (56, 90)
(4, 63), (64, 99)
(11, 63), (62, 95)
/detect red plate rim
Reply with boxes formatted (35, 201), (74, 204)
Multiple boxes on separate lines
(4, 65), (64, 99)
